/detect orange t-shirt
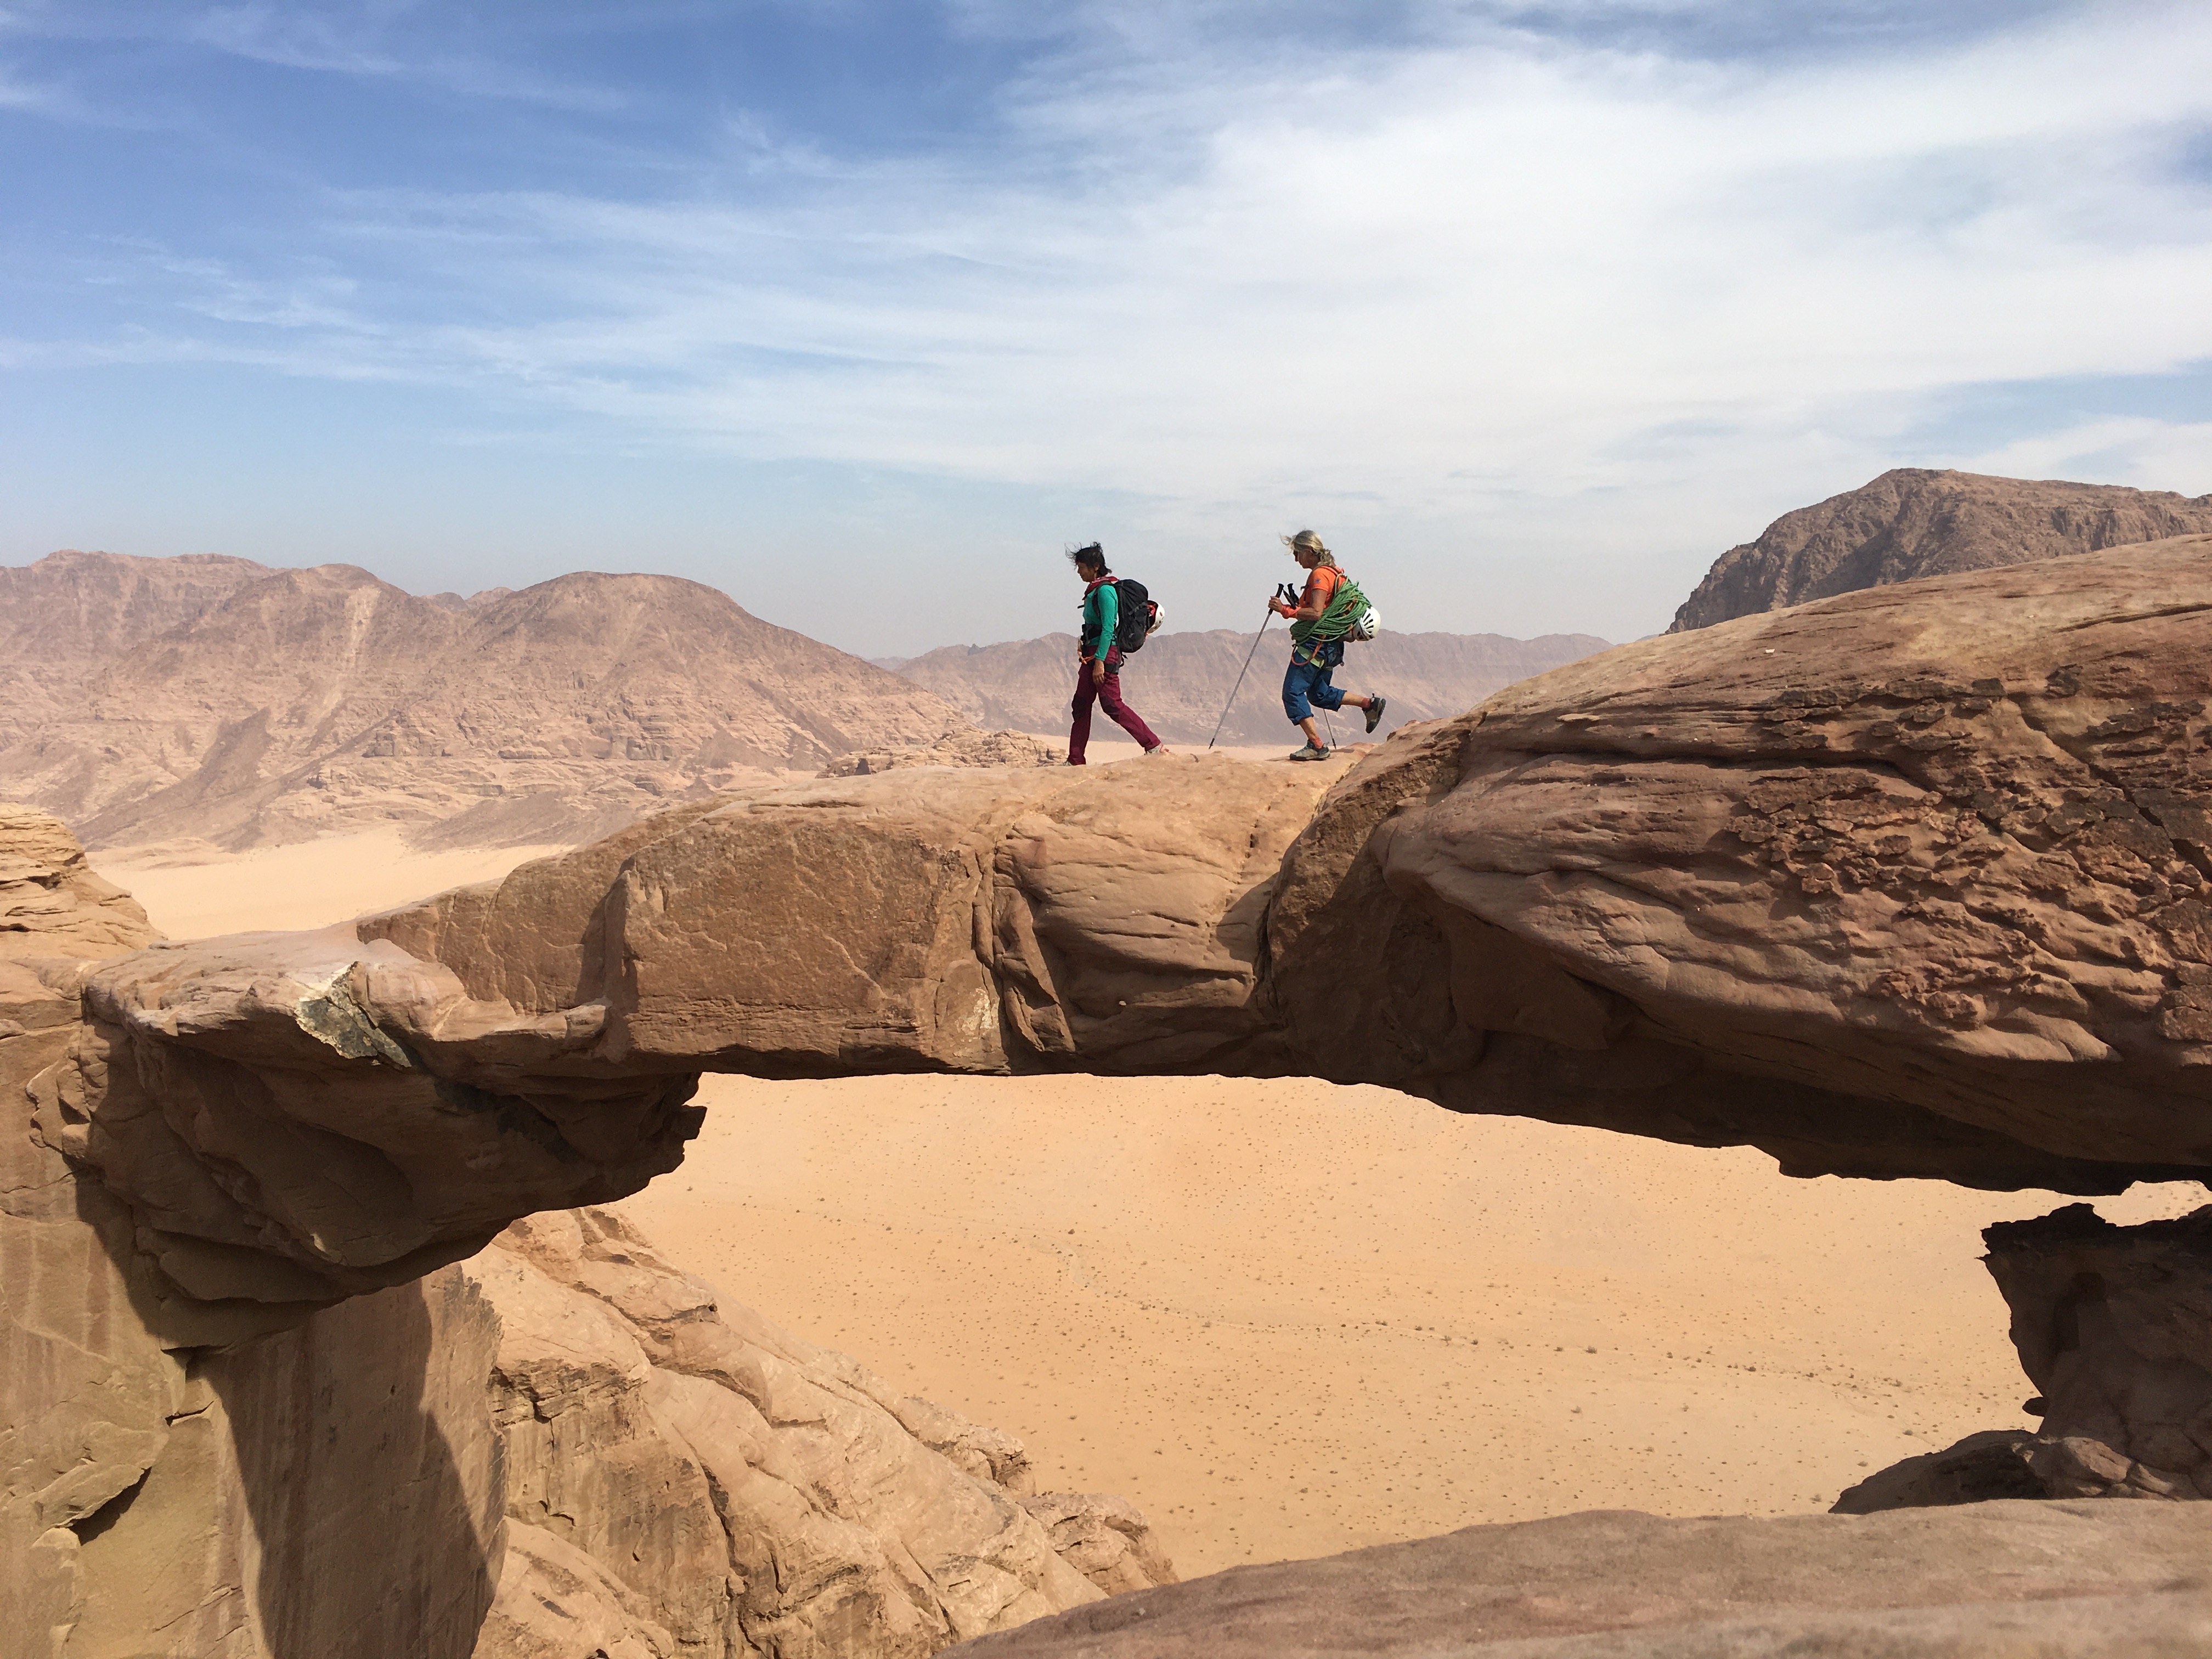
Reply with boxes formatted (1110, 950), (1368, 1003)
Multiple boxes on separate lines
(1300, 565), (1344, 616)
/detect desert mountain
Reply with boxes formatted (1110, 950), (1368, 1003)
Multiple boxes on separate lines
(0, 549), (269, 730)
(888, 628), (1610, 747)
(1669, 468), (2212, 631)
(0, 549), (970, 851)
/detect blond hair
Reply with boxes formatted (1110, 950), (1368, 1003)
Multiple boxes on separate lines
(1282, 529), (1335, 566)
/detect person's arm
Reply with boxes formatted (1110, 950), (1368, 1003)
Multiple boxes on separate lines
(1087, 584), (1119, 661)
(1272, 573), (1329, 620)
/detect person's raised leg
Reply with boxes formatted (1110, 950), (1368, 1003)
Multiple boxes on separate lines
(1097, 665), (1165, 753)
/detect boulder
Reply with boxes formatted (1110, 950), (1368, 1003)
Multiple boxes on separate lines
(940, 1501), (2212, 1657)
(1980, 1202), (2212, 1502)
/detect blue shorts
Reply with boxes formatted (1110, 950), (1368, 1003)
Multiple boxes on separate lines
(1283, 637), (1347, 723)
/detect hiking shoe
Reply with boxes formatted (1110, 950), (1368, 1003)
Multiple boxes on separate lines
(1288, 743), (1330, 761)
(1144, 744), (1173, 758)
(1364, 695), (1387, 735)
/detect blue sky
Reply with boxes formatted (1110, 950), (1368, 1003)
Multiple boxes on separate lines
(3, 1), (2208, 654)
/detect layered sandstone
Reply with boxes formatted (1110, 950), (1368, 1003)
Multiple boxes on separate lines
(888, 628), (1611, 747)
(1, 804), (160, 963)
(1, 812), (1167, 1659)
(0, 551), (972, 852)
(1669, 469), (2212, 631)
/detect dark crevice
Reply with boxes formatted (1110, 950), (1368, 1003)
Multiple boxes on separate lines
(69, 1468), (150, 1544)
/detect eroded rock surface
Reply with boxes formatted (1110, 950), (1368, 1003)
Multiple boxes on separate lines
(470, 1207), (1167, 1659)
(0, 1200), (1161, 1659)
(23, 537), (2212, 1386)
(941, 1502), (2212, 1657)
(1669, 468), (2212, 630)
(1980, 1202), (2212, 1502)
(0, 803), (159, 963)
(1344, 533), (2212, 1188)
(21, 537), (2212, 1655)
(822, 730), (1063, 776)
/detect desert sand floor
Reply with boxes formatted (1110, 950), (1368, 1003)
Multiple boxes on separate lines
(96, 820), (2210, 1582)
(97, 829), (574, 937)
(619, 1077), (2204, 1578)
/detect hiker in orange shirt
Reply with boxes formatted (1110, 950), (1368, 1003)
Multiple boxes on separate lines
(1269, 531), (1385, 760)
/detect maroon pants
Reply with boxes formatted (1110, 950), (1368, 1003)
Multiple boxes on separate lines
(1068, 654), (1160, 763)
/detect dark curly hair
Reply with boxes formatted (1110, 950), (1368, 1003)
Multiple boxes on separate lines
(1068, 541), (1108, 574)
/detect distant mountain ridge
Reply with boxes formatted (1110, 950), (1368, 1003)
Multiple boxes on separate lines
(1, 550), (969, 851)
(890, 628), (1613, 748)
(1669, 469), (2212, 631)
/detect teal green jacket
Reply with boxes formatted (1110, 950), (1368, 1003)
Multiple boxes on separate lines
(1080, 580), (1120, 661)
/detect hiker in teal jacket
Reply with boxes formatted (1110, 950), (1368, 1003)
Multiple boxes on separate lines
(1068, 543), (1169, 764)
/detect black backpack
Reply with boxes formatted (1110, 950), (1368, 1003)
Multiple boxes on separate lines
(1111, 578), (1162, 655)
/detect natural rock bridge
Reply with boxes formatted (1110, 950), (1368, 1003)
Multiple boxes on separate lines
(10, 535), (2212, 1656)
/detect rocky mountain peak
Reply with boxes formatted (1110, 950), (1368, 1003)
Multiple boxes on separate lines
(1669, 468), (2212, 631)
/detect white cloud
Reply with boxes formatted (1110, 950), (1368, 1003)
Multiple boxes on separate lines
(17, 0), (2212, 635)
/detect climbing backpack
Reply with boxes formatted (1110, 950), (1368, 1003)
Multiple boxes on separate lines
(1293, 572), (1379, 645)
(1111, 578), (1164, 655)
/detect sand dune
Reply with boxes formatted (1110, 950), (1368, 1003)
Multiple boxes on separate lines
(95, 825), (2208, 1583)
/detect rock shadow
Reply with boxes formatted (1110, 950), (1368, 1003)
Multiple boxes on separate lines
(202, 1266), (505, 1659)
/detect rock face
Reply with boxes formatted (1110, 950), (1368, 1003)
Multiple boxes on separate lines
(1, 804), (160, 963)
(0, 550), (271, 733)
(890, 628), (1611, 747)
(0, 550), (972, 851)
(1981, 1203), (2212, 1502)
(939, 1502), (2212, 1657)
(472, 1207), (1163, 1659)
(0, 1200), (1165, 1659)
(1669, 469), (2212, 632)
(1, 812), (1167, 1659)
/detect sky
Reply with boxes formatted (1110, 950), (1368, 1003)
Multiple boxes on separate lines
(2, 0), (2209, 656)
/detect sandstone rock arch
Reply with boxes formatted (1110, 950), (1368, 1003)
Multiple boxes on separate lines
(14, 535), (2212, 1656)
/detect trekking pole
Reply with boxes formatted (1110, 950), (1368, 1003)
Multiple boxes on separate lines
(1208, 596), (1284, 749)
